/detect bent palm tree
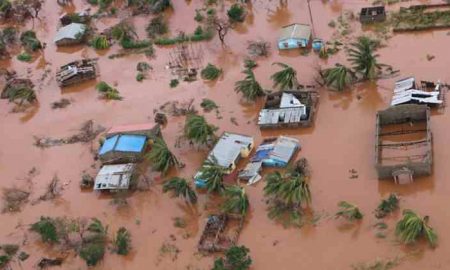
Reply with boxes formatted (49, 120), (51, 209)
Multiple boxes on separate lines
(396, 209), (437, 247)
(234, 69), (265, 101)
(335, 201), (363, 221)
(271, 62), (298, 90)
(162, 177), (197, 204)
(146, 137), (180, 175)
(347, 36), (381, 81)
(184, 114), (217, 146)
(321, 64), (355, 91)
(222, 185), (249, 217)
(199, 156), (227, 193)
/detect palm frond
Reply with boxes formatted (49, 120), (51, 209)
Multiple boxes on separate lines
(184, 114), (217, 145)
(222, 185), (249, 216)
(146, 137), (180, 175)
(396, 209), (437, 247)
(336, 201), (363, 221)
(234, 69), (265, 101)
(162, 177), (197, 204)
(270, 62), (298, 90)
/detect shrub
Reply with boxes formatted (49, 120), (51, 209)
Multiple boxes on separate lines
(212, 245), (252, 270)
(194, 9), (204, 22)
(96, 81), (122, 100)
(336, 201), (363, 221)
(170, 79), (179, 88)
(20, 31), (42, 51)
(227, 4), (246, 22)
(146, 15), (168, 38)
(79, 242), (105, 266)
(200, 98), (218, 112)
(91, 35), (110, 49)
(136, 73), (145, 81)
(114, 227), (131, 255)
(17, 52), (32, 62)
(0, 255), (10, 268)
(120, 37), (151, 49)
(201, 63), (222, 80)
(30, 217), (59, 243)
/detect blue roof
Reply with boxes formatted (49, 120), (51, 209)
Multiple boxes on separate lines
(99, 134), (146, 155)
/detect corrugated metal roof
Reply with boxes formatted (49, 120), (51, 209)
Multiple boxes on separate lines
(207, 133), (254, 168)
(279, 23), (311, 41)
(94, 163), (135, 190)
(99, 134), (146, 155)
(54, 23), (86, 43)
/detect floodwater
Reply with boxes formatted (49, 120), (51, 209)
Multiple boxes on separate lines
(1, 0), (450, 269)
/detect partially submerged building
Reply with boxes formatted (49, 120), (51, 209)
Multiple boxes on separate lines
(198, 214), (243, 253)
(258, 90), (318, 129)
(390, 77), (443, 107)
(56, 58), (98, 87)
(98, 123), (160, 164)
(94, 163), (136, 191)
(360, 6), (386, 24)
(375, 104), (432, 184)
(194, 133), (254, 188)
(238, 136), (300, 184)
(54, 23), (87, 46)
(278, 23), (311, 50)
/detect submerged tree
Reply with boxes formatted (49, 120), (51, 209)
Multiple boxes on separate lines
(234, 69), (264, 101)
(347, 36), (382, 81)
(80, 218), (108, 266)
(7, 86), (36, 105)
(146, 137), (180, 175)
(30, 217), (59, 243)
(199, 156), (227, 194)
(335, 201), (363, 221)
(227, 3), (246, 22)
(162, 177), (197, 204)
(114, 227), (131, 255)
(222, 185), (249, 217)
(396, 210), (437, 248)
(95, 81), (122, 100)
(90, 35), (110, 50)
(212, 245), (252, 270)
(321, 64), (355, 91)
(201, 63), (222, 80)
(184, 114), (217, 146)
(374, 193), (399, 219)
(270, 62), (298, 90)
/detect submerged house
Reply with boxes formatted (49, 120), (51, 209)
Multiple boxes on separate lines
(198, 214), (243, 253)
(258, 90), (318, 129)
(360, 6), (386, 24)
(278, 23), (311, 50)
(56, 58), (98, 87)
(390, 77), (443, 107)
(194, 133), (254, 188)
(238, 136), (300, 184)
(98, 123), (160, 164)
(375, 104), (432, 184)
(54, 23), (87, 46)
(94, 163), (136, 191)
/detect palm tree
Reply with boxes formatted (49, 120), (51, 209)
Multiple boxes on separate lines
(222, 185), (249, 217)
(146, 137), (180, 175)
(335, 201), (363, 221)
(270, 62), (298, 90)
(199, 156), (227, 193)
(321, 64), (355, 91)
(375, 193), (399, 219)
(396, 210), (437, 247)
(162, 177), (197, 204)
(184, 114), (217, 146)
(347, 36), (382, 81)
(7, 87), (36, 105)
(87, 218), (108, 237)
(234, 69), (265, 101)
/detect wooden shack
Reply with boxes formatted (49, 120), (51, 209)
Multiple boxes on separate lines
(56, 58), (98, 87)
(197, 214), (243, 253)
(360, 6), (386, 24)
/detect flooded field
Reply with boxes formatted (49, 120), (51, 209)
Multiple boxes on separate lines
(1, 0), (450, 269)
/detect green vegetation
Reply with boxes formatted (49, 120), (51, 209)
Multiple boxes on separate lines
(396, 210), (437, 247)
(184, 114), (217, 145)
(146, 15), (168, 38)
(212, 245), (252, 270)
(199, 156), (227, 193)
(136, 73), (145, 81)
(352, 257), (399, 270)
(98, 0), (112, 9)
(201, 63), (222, 80)
(264, 170), (311, 226)
(96, 81), (122, 100)
(200, 98), (218, 112)
(243, 59), (257, 69)
(17, 52), (32, 62)
(6, 86), (36, 105)
(79, 242), (105, 266)
(173, 217), (187, 228)
(194, 9), (204, 22)
(0, 0), (11, 12)
(391, 6), (450, 32)
(336, 201), (363, 221)
(30, 217), (59, 243)
(222, 185), (249, 216)
(271, 62), (298, 90)
(375, 193), (399, 219)
(348, 36), (382, 81)
(170, 79), (179, 88)
(20, 31), (42, 51)
(146, 137), (180, 175)
(321, 64), (355, 91)
(0, 255), (10, 268)
(155, 30), (213, 45)
(111, 22), (151, 49)
(227, 4), (246, 22)
(234, 69), (264, 101)
(114, 227), (131, 255)
(162, 177), (197, 204)
(90, 35), (110, 49)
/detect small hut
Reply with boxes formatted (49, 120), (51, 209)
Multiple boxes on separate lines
(56, 58), (98, 87)
(278, 23), (311, 50)
(54, 23), (87, 46)
(360, 6), (386, 24)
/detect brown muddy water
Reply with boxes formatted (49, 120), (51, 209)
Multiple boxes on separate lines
(1, 0), (450, 269)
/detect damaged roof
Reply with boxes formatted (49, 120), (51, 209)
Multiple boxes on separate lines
(94, 163), (135, 190)
(207, 133), (254, 168)
(54, 23), (87, 43)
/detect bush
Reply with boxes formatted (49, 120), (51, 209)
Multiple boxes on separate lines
(0, 0), (11, 12)
(212, 245), (252, 270)
(136, 73), (145, 81)
(201, 63), (222, 80)
(120, 37), (151, 49)
(227, 4), (246, 22)
(114, 227), (131, 255)
(0, 255), (10, 268)
(20, 31), (42, 51)
(170, 79), (179, 88)
(146, 15), (168, 38)
(79, 242), (105, 266)
(200, 98), (218, 112)
(90, 35), (110, 49)
(17, 52), (32, 62)
(194, 9), (204, 22)
(30, 217), (59, 243)
(96, 81), (122, 100)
